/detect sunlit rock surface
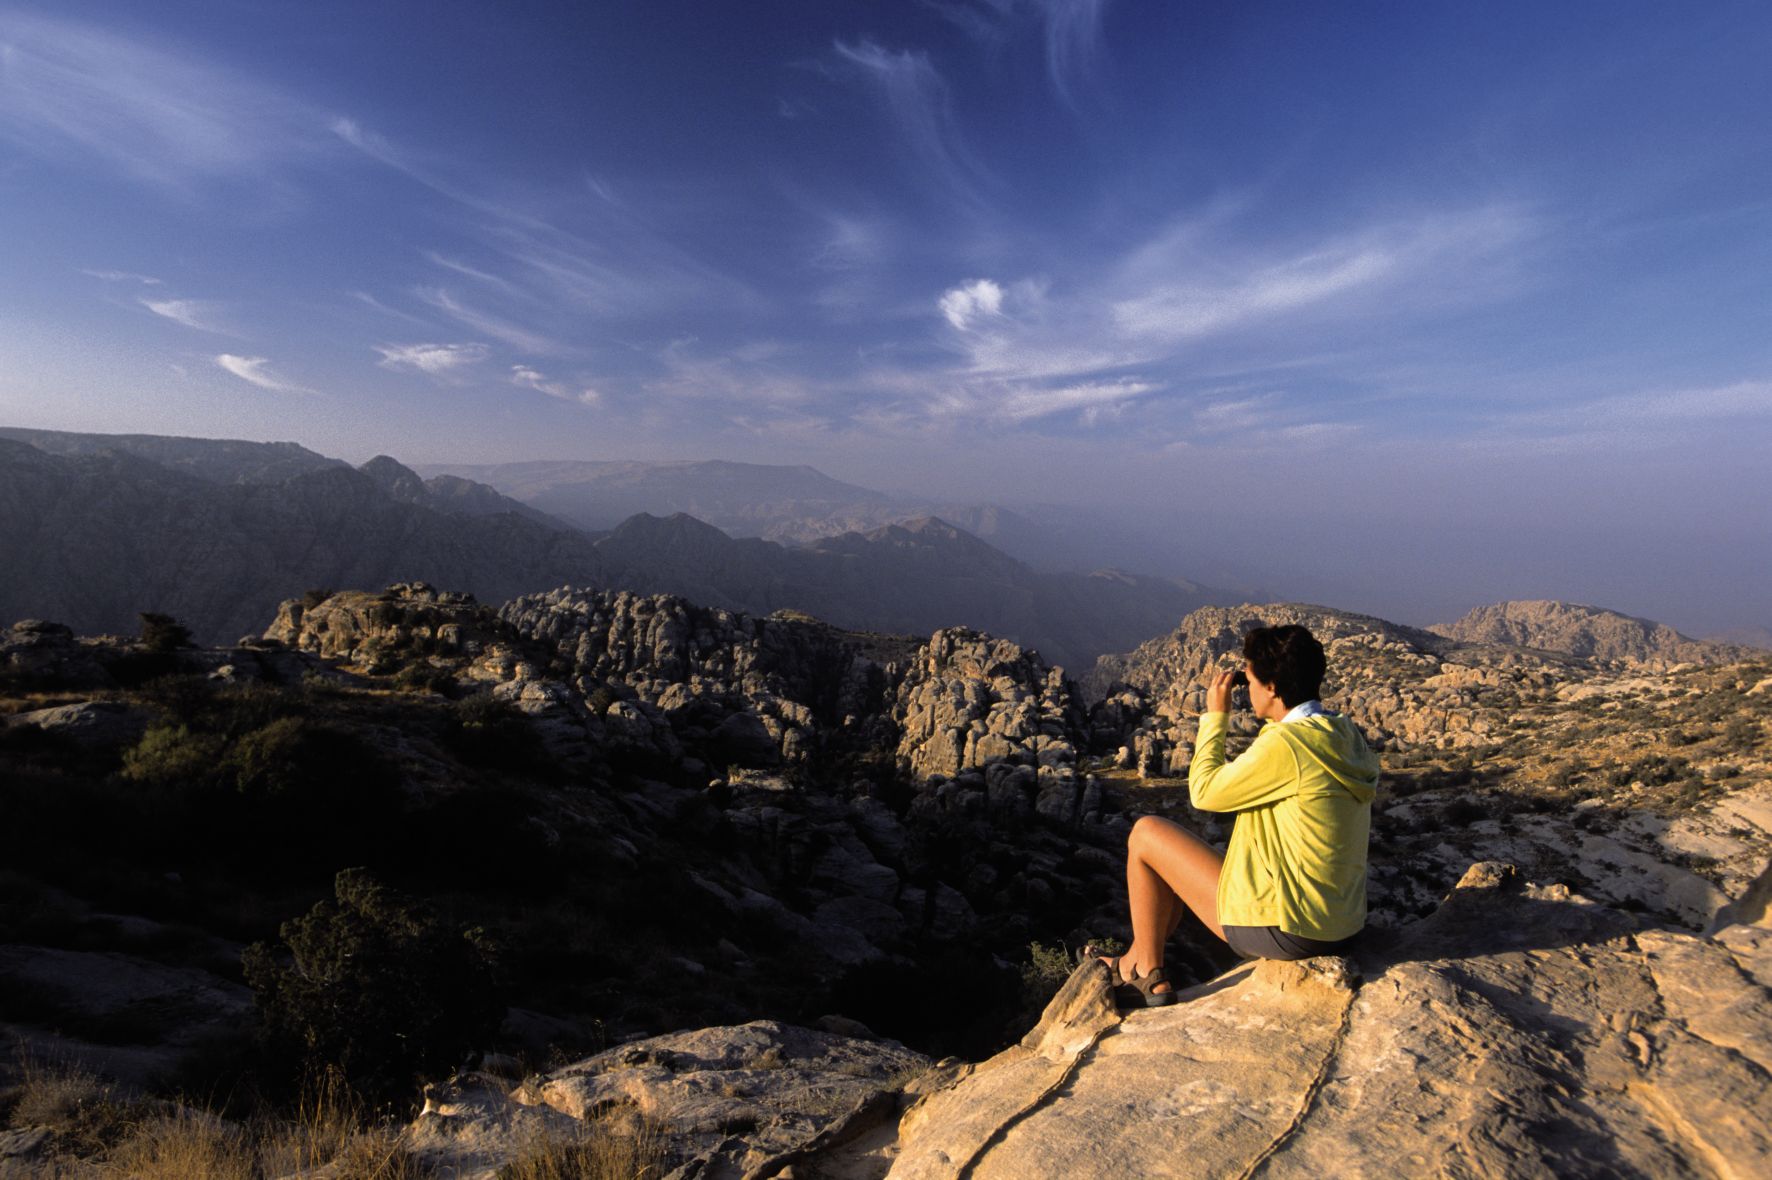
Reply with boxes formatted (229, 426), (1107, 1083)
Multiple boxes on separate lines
(878, 862), (1772, 1179)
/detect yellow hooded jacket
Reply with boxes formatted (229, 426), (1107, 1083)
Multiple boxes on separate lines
(1188, 709), (1379, 941)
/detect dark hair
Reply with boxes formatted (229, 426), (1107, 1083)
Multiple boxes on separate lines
(1242, 624), (1325, 708)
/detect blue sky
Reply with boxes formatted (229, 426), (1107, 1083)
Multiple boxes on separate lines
(1, 1), (1769, 633)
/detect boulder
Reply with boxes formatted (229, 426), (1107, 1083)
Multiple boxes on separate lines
(403, 1021), (931, 1179)
(1, 701), (150, 747)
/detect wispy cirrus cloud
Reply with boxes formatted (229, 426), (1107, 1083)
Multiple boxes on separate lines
(214, 354), (311, 394)
(0, 10), (321, 191)
(512, 364), (600, 406)
(903, 203), (1536, 429)
(332, 116), (763, 330)
(414, 287), (565, 356)
(423, 251), (528, 298)
(995, 377), (1155, 422)
(375, 342), (490, 376)
(140, 297), (231, 334)
(1110, 207), (1532, 348)
(833, 39), (991, 209)
(1037, 0), (1110, 107)
(925, 1), (1110, 105)
(81, 268), (161, 285)
(349, 291), (433, 327)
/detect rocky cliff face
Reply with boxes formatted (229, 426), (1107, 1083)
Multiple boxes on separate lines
(1432, 599), (1750, 667)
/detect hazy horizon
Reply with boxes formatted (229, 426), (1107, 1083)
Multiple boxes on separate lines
(2, 2), (1768, 637)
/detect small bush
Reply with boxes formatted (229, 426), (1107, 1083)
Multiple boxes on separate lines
(243, 869), (504, 1110)
(301, 589), (336, 610)
(122, 723), (226, 791)
(139, 612), (195, 653)
(1019, 940), (1074, 994)
(226, 717), (374, 800)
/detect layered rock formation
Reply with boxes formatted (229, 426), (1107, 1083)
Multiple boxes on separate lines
(882, 861), (1772, 1178)
(1433, 599), (1751, 667)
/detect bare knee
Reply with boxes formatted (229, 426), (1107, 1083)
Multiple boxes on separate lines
(1128, 814), (1178, 856)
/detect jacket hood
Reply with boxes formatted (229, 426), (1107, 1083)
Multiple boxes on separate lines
(1272, 712), (1379, 802)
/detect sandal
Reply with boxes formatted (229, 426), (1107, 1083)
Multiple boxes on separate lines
(1103, 955), (1178, 1009)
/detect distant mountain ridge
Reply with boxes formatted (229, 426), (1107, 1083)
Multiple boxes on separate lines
(413, 458), (895, 537)
(411, 457), (1163, 578)
(0, 430), (1231, 668)
(0, 426), (344, 484)
(1430, 600), (1751, 666)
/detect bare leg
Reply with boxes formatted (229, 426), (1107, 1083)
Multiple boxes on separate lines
(1101, 816), (1226, 994)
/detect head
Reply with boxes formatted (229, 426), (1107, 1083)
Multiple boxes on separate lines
(1241, 624), (1326, 717)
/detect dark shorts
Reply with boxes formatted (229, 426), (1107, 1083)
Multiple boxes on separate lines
(1223, 925), (1358, 961)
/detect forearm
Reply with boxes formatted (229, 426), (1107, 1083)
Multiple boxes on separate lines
(1187, 711), (1232, 810)
(1188, 712), (1297, 811)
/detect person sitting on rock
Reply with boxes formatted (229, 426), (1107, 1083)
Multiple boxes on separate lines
(1098, 623), (1379, 1007)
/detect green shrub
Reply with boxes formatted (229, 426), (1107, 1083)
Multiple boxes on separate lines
(1019, 940), (1073, 993)
(122, 723), (226, 790)
(139, 612), (195, 653)
(227, 717), (366, 800)
(243, 869), (504, 1110)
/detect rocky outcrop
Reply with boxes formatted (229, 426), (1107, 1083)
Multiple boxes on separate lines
(263, 582), (507, 666)
(1086, 601), (1579, 762)
(403, 1020), (935, 1180)
(498, 586), (917, 772)
(0, 615), (327, 691)
(876, 861), (1772, 1179)
(0, 700), (150, 748)
(1433, 599), (1750, 667)
(893, 629), (1083, 779)
(0, 619), (115, 688)
(892, 628), (1103, 828)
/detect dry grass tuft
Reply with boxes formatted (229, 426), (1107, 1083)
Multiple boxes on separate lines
(496, 1113), (667, 1180)
(103, 1108), (254, 1179)
(8, 1057), (110, 1131)
(326, 1128), (433, 1180)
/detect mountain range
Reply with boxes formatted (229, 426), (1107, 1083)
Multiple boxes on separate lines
(0, 429), (1225, 669)
(412, 456), (1198, 579)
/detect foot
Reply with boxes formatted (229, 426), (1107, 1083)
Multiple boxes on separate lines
(1092, 949), (1172, 995)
